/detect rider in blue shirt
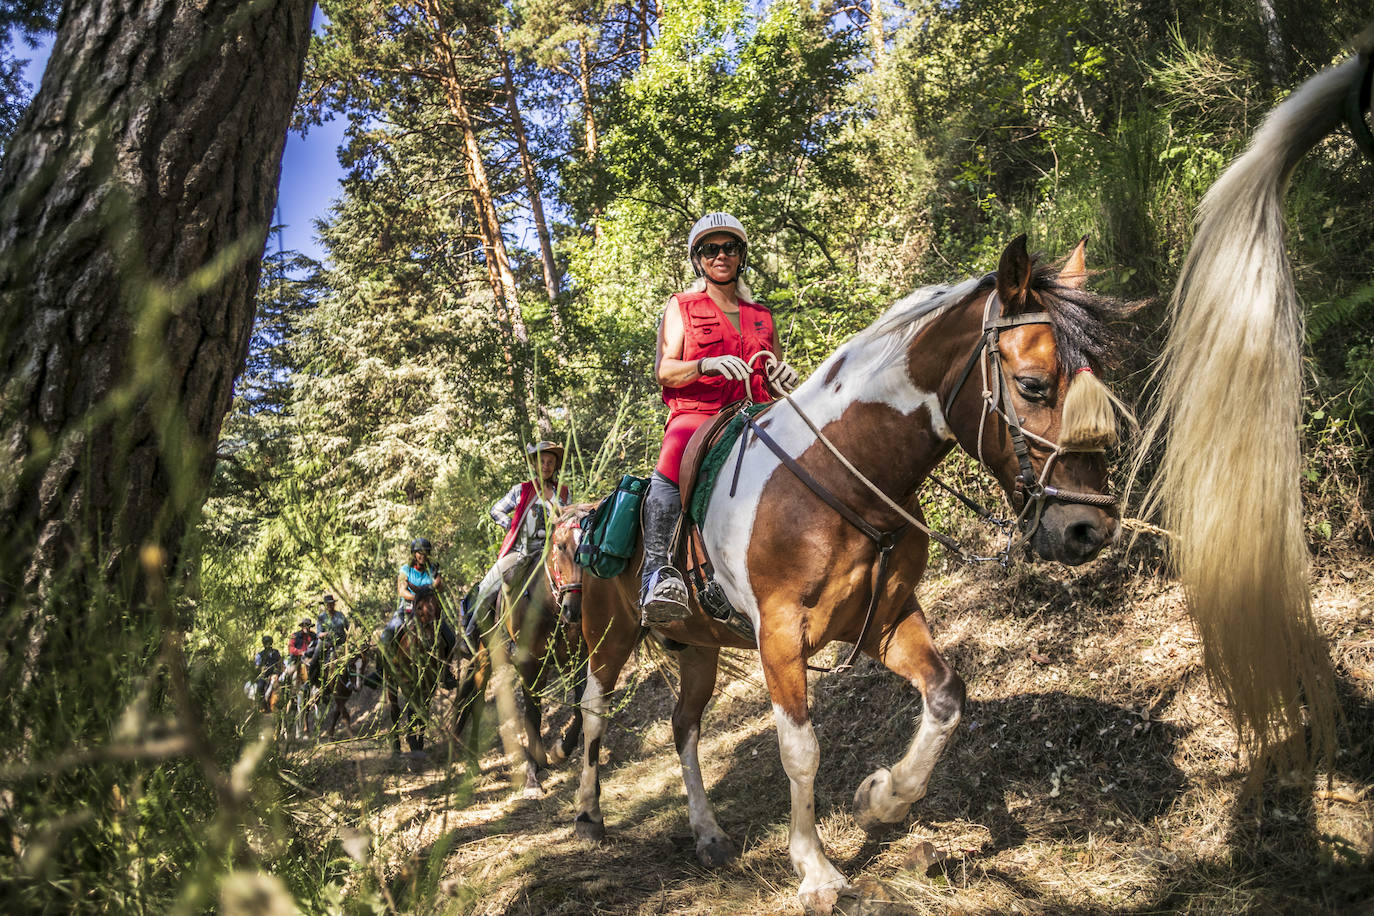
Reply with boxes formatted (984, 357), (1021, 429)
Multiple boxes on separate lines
(380, 537), (459, 688)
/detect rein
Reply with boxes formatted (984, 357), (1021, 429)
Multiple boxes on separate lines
(732, 286), (1117, 672)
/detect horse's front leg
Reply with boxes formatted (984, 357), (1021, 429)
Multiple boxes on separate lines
(674, 646), (735, 867)
(549, 657), (586, 766)
(852, 595), (964, 829)
(762, 639), (848, 913)
(520, 658), (548, 798)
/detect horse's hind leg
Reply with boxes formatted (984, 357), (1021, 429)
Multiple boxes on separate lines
(852, 595), (965, 829)
(674, 646), (735, 868)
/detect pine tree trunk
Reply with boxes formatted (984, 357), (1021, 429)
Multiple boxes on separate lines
(868, 0), (885, 66)
(496, 28), (560, 305)
(0, 0), (314, 606)
(424, 0), (539, 440)
(576, 37), (603, 242)
(1254, 0), (1288, 86)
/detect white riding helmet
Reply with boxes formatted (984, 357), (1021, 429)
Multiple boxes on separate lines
(687, 212), (748, 278)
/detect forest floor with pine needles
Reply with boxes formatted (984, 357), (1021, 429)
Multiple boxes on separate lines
(279, 535), (1374, 915)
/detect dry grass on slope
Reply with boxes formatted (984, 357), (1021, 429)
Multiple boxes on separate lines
(290, 540), (1374, 915)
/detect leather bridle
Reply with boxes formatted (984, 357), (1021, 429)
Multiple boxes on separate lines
(940, 286), (1117, 552)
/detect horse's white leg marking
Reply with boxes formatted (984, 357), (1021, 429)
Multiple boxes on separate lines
(575, 673), (608, 837)
(774, 704), (848, 910)
(854, 702), (961, 827)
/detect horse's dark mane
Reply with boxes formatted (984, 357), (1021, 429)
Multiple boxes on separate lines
(996, 262), (1129, 374)
(861, 259), (1128, 376)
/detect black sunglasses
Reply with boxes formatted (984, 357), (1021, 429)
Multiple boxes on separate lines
(694, 240), (743, 259)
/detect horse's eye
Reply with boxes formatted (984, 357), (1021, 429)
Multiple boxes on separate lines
(1015, 376), (1051, 401)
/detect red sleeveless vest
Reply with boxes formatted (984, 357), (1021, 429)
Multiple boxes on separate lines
(499, 481), (570, 557)
(662, 290), (775, 417)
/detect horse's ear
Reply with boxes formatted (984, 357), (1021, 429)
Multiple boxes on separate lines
(1059, 236), (1088, 289)
(996, 234), (1033, 309)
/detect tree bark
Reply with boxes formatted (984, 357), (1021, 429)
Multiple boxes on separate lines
(575, 37), (603, 242)
(0, 0), (314, 610)
(1254, 0), (1288, 87)
(423, 0), (541, 440)
(496, 26), (560, 305)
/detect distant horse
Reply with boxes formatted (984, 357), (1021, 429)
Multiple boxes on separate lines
(381, 585), (447, 755)
(1132, 41), (1372, 773)
(279, 654), (318, 741)
(319, 638), (370, 740)
(566, 235), (1127, 913)
(450, 532), (588, 795)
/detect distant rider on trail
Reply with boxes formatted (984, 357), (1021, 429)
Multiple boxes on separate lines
(465, 441), (570, 646)
(381, 537), (459, 689)
(313, 593), (350, 682)
(285, 618), (317, 684)
(253, 635), (283, 711)
(639, 212), (798, 626)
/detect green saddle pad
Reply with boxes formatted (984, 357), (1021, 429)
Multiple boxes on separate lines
(688, 402), (771, 527)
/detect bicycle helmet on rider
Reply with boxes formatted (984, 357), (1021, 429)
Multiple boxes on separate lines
(409, 537), (432, 554)
(687, 212), (747, 280)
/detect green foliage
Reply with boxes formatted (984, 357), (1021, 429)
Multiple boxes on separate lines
(12, 0), (1374, 910)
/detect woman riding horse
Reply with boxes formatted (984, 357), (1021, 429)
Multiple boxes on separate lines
(639, 212), (798, 625)
(567, 234), (1126, 913)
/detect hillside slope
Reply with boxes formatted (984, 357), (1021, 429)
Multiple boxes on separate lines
(287, 542), (1374, 915)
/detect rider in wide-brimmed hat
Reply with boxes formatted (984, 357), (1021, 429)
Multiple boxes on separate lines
(465, 440), (571, 649)
(639, 212), (798, 626)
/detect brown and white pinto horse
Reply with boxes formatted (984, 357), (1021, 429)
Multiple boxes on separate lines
(564, 235), (1126, 913)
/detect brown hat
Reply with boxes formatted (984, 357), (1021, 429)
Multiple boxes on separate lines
(526, 440), (564, 464)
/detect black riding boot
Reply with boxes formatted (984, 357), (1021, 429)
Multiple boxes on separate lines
(639, 471), (690, 625)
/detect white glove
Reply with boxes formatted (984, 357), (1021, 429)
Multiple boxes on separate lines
(767, 360), (799, 391)
(698, 355), (751, 381)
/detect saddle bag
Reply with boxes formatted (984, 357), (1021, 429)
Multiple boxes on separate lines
(575, 474), (649, 578)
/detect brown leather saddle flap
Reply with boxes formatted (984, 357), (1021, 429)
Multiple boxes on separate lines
(678, 399), (749, 514)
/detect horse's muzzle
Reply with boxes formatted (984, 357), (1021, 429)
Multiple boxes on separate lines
(1031, 502), (1119, 566)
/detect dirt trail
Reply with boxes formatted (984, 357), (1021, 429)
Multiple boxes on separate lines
(289, 547), (1374, 914)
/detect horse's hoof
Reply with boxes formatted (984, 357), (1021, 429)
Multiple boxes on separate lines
(695, 835), (737, 868)
(574, 813), (605, 842)
(546, 746), (567, 766)
(799, 881), (844, 915)
(852, 768), (909, 832)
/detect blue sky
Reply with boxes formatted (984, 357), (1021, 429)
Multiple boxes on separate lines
(15, 18), (346, 264)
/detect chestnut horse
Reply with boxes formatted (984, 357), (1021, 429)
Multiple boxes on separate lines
(450, 526), (587, 795)
(319, 639), (370, 740)
(1131, 45), (1373, 774)
(380, 585), (447, 755)
(562, 236), (1127, 913)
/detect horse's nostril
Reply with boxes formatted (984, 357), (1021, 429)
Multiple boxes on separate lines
(1067, 521), (1104, 550)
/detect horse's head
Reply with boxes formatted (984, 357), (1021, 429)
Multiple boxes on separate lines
(941, 235), (1126, 565)
(546, 506), (589, 624)
(410, 585), (439, 625)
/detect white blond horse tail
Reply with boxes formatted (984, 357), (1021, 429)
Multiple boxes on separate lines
(1138, 53), (1370, 779)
